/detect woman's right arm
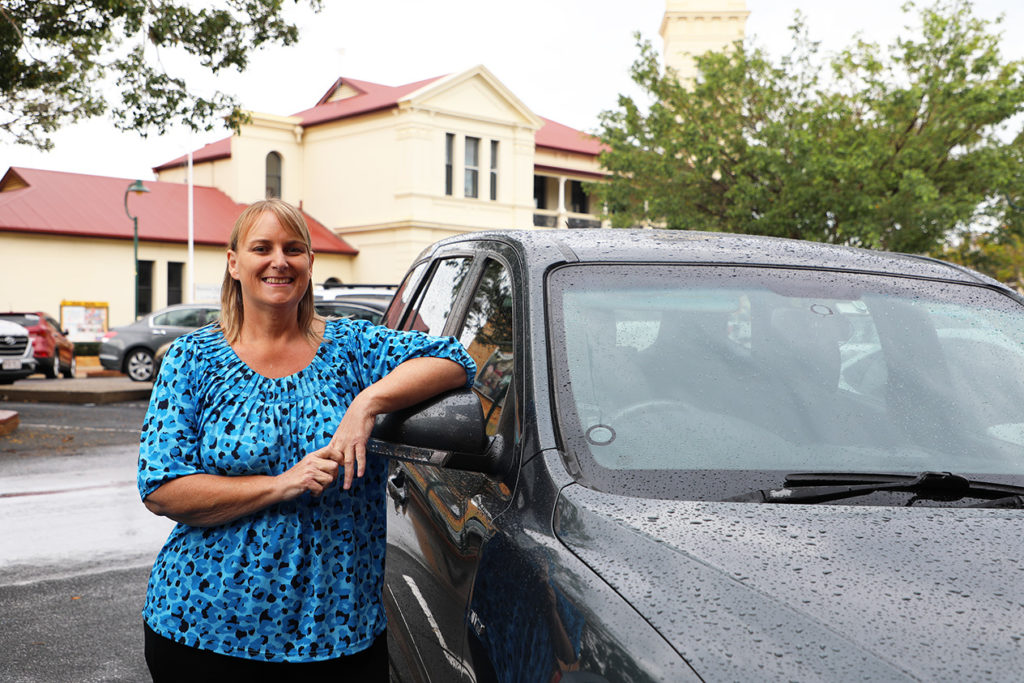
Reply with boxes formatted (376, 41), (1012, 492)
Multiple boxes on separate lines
(143, 451), (339, 527)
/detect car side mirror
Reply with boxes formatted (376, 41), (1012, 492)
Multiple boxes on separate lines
(367, 388), (494, 472)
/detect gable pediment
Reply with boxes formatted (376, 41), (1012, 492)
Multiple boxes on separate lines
(402, 66), (544, 129)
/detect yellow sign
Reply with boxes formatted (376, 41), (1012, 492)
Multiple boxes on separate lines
(60, 300), (110, 342)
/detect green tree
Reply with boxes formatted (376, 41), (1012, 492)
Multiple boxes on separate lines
(941, 187), (1024, 289)
(592, 0), (1024, 255)
(0, 0), (321, 150)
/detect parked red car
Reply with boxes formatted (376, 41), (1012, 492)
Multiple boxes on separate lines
(0, 312), (76, 379)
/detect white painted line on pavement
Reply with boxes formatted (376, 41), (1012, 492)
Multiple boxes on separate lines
(402, 573), (463, 670)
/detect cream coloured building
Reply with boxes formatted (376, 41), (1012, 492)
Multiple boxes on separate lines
(661, 0), (750, 84)
(154, 66), (608, 284)
(0, 1), (748, 327)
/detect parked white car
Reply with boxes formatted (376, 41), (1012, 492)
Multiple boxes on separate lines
(0, 319), (38, 384)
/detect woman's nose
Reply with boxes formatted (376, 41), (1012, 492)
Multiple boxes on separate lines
(269, 247), (289, 268)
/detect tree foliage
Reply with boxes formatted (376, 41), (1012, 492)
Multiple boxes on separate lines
(591, 0), (1024, 256)
(0, 0), (321, 150)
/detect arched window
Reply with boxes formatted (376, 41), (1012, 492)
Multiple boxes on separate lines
(265, 152), (282, 199)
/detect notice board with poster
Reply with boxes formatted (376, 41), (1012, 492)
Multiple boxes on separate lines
(60, 301), (109, 342)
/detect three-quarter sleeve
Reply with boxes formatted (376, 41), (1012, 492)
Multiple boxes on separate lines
(347, 320), (476, 389)
(137, 336), (204, 499)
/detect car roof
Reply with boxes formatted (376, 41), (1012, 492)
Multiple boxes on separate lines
(424, 229), (999, 287)
(314, 295), (389, 308)
(149, 303), (218, 313)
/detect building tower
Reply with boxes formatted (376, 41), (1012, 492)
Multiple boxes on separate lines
(659, 0), (749, 85)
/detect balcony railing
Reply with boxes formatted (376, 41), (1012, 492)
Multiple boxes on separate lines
(533, 210), (602, 229)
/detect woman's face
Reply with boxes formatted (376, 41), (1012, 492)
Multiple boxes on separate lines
(227, 210), (313, 311)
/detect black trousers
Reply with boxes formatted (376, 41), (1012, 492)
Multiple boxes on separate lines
(144, 622), (388, 682)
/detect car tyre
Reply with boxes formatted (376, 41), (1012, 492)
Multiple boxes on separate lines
(125, 348), (155, 382)
(62, 354), (77, 379)
(42, 354), (59, 379)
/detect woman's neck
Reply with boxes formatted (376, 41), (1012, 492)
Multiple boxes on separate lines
(230, 306), (324, 378)
(238, 308), (305, 344)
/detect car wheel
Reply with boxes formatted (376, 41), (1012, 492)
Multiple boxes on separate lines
(43, 354), (59, 379)
(62, 354), (77, 379)
(125, 348), (155, 382)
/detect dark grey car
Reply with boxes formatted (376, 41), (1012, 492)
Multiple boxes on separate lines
(371, 229), (1024, 682)
(99, 304), (219, 381)
(314, 296), (390, 324)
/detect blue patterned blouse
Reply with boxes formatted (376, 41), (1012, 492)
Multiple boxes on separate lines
(138, 318), (475, 662)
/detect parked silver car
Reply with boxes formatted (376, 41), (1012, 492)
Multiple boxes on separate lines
(99, 304), (219, 381)
(0, 319), (38, 384)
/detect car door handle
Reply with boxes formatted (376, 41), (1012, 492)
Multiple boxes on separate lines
(387, 470), (408, 508)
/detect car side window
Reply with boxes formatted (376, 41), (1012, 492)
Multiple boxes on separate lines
(383, 262), (428, 329)
(458, 259), (514, 436)
(402, 257), (473, 335)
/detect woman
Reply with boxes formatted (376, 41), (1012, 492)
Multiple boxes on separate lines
(137, 199), (474, 679)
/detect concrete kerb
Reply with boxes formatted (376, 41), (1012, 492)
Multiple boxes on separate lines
(0, 377), (153, 405)
(0, 409), (18, 436)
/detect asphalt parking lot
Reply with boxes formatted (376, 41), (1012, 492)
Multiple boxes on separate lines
(1, 389), (166, 683)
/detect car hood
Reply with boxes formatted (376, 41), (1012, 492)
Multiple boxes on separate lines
(0, 320), (29, 336)
(554, 484), (1023, 681)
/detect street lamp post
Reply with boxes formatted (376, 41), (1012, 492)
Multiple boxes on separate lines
(124, 180), (150, 320)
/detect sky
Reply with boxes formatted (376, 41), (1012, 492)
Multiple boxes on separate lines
(3, 0), (1022, 181)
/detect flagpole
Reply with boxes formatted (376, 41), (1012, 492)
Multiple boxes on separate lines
(187, 148), (195, 303)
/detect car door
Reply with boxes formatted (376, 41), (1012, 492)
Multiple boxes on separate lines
(44, 315), (72, 366)
(385, 249), (518, 682)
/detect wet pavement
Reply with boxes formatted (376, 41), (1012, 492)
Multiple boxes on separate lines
(0, 397), (170, 682)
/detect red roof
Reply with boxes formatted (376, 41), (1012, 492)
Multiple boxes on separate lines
(0, 167), (357, 255)
(297, 76), (445, 127)
(155, 75), (604, 172)
(154, 77), (445, 172)
(153, 137), (232, 172)
(535, 117), (606, 156)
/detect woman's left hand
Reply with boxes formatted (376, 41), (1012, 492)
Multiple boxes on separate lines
(324, 394), (375, 489)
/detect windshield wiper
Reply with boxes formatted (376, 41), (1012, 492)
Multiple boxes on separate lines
(727, 471), (1024, 506)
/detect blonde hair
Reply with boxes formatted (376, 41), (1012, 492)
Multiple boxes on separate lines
(220, 199), (320, 344)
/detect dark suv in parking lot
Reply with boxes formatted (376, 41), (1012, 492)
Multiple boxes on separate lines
(372, 229), (1024, 682)
(314, 283), (395, 324)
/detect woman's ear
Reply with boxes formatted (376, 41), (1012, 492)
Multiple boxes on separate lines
(226, 250), (240, 280)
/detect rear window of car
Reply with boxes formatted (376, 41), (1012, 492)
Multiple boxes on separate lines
(315, 302), (384, 323)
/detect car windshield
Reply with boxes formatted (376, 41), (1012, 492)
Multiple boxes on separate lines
(549, 264), (1024, 500)
(0, 314), (39, 326)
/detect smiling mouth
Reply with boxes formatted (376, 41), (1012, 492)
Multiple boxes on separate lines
(262, 277), (294, 285)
